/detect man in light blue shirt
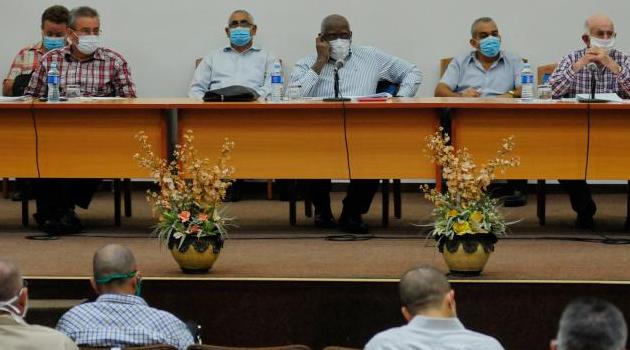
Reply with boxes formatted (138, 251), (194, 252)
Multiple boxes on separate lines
(435, 17), (527, 207)
(290, 14), (422, 234)
(365, 266), (504, 350)
(188, 10), (276, 99)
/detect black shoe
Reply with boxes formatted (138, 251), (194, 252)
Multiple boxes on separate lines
(503, 191), (527, 207)
(576, 214), (595, 230)
(314, 213), (336, 228)
(338, 214), (369, 234)
(58, 210), (83, 234)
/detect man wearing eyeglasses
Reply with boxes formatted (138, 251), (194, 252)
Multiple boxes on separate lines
(56, 244), (194, 349)
(290, 14), (422, 234)
(23, 6), (136, 235)
(2, 5), (69, 96)
(0, 260), (79, 349)
(189, 9), (276, 99)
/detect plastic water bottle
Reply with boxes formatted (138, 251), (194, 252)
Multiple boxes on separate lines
(270, 60), (283, 102)
(47, 62), (60, 102)
(520, 61), (535, 101)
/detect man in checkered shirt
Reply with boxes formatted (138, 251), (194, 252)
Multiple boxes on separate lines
(549, 14), (630, 229)
(24, 6), (136, 236)
(56, 244), (194, 349)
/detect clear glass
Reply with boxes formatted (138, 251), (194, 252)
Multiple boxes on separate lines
(286, 85), (302, 101)
(65, 84), (82, 99)
(537, 85), (552, 100)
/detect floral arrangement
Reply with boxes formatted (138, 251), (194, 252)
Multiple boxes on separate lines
(422, 128), (519, 250)
(134, 130), (235, 253)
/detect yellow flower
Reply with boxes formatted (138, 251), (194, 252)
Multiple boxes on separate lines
(446, 209), (458, 218)
(452, 221), (472, 235)
(470, 211), (484, 223)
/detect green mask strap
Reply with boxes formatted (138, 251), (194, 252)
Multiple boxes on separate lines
(95, 271), (141, 296)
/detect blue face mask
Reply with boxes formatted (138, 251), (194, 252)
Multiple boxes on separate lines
(230, 27), (252, 47)
(479, 36), (501, 58)
(43, 36), (65, 51)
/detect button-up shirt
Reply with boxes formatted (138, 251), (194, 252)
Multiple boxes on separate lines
(365, 315), (504, 350)
(441, 51), (523, 97)
(290, 46), (422, 98)
(56, 293), (193, 350)
(4, 42), (46, 80)
(550, 48), (630, 99)
(189, 45), (276, 99)
(24, 46), (136, 98)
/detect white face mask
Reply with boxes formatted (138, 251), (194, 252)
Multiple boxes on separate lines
(329, 39), (350, 62)
(76, 35), (100, 55)
(0, 290), (27, 319)
(590, 36), (615, 51)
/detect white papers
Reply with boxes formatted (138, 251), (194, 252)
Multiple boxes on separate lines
(75, 97), (126, 101)
(576, 93), (622, 102)
(349, 92), (392, 99)
(0, 96), (29, 102)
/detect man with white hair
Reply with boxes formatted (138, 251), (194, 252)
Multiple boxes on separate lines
(549, 14), (630, 229)
(0, 259), (78, 349)
(551, 298), (627, 350)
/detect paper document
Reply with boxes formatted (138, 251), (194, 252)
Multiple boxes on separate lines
(0, 96), (29, 102)
(576, 93), (622, 102)
(349, 92), (392, 99)
(75, 97), (126, 101)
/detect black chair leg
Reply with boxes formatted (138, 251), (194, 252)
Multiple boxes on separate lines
(381, 179), (389, 227)
(114, 179), (121, 226)
(393, 179), (402, 219)
(304, 188), (312, 218)
(123, 178), (132, 218)
(21, 198), (29, 227)
(626, 181), (630, 230)
(537, 179), (546, 226)
(289, 180), (297, 226)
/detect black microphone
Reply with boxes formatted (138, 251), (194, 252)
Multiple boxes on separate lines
(323, 60), (350, 102)
(587, 63), (598, 99)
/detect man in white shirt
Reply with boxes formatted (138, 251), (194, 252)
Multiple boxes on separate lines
(365, 266), (504, 350)
(189, 9), (276, 99)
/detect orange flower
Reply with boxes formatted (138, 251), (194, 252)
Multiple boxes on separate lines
(178, 211), (191, 222)
(198, 213), (208, 222)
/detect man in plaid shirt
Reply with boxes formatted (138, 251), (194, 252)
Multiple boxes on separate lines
(56, 244), (194, 349)
(2, 5), (69, 96)
(24, 6), (136, 235)
(549, 14), (630, 229)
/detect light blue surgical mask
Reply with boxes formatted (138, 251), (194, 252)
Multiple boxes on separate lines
(43, 36), (65, 51)
(479, 36), (501, 58)
(230, 27), (252, 47)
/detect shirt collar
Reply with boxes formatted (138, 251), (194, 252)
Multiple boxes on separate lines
(223, 45), (262, 53)
(408, 315), (465, 331)
(62, 46), (106, 62)
(467, 50), (505, 65)
(96, 293), (148, 306)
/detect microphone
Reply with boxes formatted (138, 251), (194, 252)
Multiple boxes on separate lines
(323, 59), (350, 102)
(334, 59), (344, 71)
(587, 63), (598, 99)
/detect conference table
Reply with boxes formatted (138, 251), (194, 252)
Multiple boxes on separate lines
(0, 97), (628, 224)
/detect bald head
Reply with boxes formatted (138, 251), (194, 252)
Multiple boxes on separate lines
(92, 244), (137, 283)
(0, 260), (22, 301)
(584, 14), (615, 37)
(228, 9), (254, 26)
(321, 14), (350, 33)
(399, 266), (451, 315)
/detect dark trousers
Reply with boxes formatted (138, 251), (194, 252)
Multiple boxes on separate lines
(559, 180), (596, 217)
(306, 179), (380, 217)
(507, 179), (528, 194)
(34, 179), (100, 218)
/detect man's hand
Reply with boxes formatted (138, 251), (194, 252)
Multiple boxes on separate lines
(311, 34), (330, 74)
(460, 87), (481, 97)
(587, 47), (621, 74)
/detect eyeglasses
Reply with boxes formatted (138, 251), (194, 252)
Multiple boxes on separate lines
(72, 28), (102, 36)
(228, 20), (252, 28)
(322, 32), (351, 41)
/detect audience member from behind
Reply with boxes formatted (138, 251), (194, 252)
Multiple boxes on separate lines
(56, 244), (194, 349)
(2, 5), (69, 96)
(365, 266), (504, 350)
(0, 259), (78, 350)
(551, 297), (627, 350)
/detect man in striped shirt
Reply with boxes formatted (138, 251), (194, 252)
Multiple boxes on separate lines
(24, 6), (136, 235)
(2, 5), (69, 96)
(290, 14), (422, 234)
(549, 14), (630, 229)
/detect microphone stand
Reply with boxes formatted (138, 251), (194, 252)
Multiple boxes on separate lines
(324, 62), (350, 102)
(590, 68), (596, 100)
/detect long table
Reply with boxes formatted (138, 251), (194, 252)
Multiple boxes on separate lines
(0, 98), (628, 181)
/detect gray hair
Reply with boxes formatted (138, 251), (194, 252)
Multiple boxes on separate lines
(228, 9), (254, 26)
(556, 298), (627, 350)
(0, 260), (22, 302)
(399, 266), (451, 315)
(93, 244), (136, 284)
(69, 6), (99, 28)
(321, 14), (350, 33)
(470, 17), (495, 37)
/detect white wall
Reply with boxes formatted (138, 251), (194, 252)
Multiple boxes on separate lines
(2, 0), (630, 97)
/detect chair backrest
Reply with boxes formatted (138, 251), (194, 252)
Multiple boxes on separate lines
(537, 63), (557, 85)
(440, 57), (453, 78)
(187, 345), (311, 350)
(376, 80), (400, 96)
(195, 58), (203, 69)
(12, 73), (32, 96)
